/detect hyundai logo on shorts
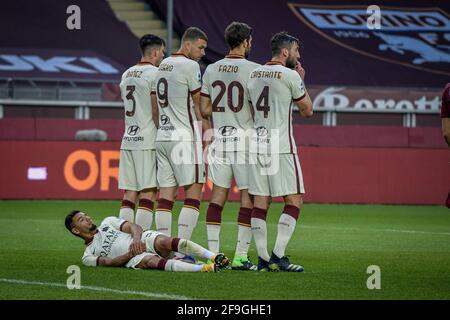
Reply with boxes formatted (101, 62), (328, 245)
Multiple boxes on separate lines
(161, 115), (170, 125)
(219, 126), (237, 136)
(127, 125), (140, 136)
(256, 126), (268, 137)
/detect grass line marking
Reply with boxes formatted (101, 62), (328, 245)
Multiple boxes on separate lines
(0, 278), (194, 300)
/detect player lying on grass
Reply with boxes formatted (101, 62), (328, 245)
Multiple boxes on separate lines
(64, 210), (229, 272)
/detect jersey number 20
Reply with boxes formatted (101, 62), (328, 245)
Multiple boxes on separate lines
(212, 80), (244, 113)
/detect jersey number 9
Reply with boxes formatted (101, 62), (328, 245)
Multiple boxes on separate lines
(157, 78), (169, 108)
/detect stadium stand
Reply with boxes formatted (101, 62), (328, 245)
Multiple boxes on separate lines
(146, 0), (449, 86)
(147, 0), (447, 128)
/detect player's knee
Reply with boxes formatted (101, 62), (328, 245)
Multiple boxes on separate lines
(139, 188), (157, 201)
(184, 183), (203, 198)
(145, 255), (165, 269)
(240, 192), (253, 209)
(123, 190), (138, 203)
(284, 194), (302, 208)
(154, 234), (173, 257)
(241, 201), (253, 210)
(136, 255), (160, 269)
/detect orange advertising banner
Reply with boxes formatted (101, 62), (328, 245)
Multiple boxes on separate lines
(0, 141), (448, 205)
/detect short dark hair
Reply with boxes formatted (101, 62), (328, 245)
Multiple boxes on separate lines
(271, 31), (299, 56)
(181, 27), (208, 43)
(224, 22), (252, 49)
(65, 210), (80, 233)
(139, 34), (166, 55)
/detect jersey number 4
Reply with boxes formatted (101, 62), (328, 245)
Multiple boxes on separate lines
(212, 80), (244, 113)
(255, 86), (270, 118)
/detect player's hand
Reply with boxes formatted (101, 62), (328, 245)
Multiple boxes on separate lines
(129, 240), (146, 256)
(295, 61), (305, 80)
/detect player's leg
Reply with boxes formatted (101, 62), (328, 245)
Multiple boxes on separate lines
(162, 140), (204, 241)
(144, 232), (229, 270)
(120, 190), (137, 222)
(135, 254), (215, 272)
(206, 184), (228, 253)
(268, 193), (303, 272)
(178, 182), (203, 240)
(118, 149), (138, 222)
(155, 142), (178, 236)
(134, 150), (158, 230)
(273, 193), (302, 258)
(251, 195), (271, 271)
(231, 189), (257, 270)
(155, 187), (177, 236)
(231, 151), (256, 270)
(248, 153), (271, 271)
(205, 149), (232, 252)
(268, 153), (305, 272)
(135, 188), (157, 231)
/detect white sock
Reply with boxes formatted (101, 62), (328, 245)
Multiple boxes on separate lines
(251, 217), (270, 262)
(135, 209), (153, 231)
(273, 214), (297, 258)
(164, 259), (202, 272)
(206, 224), (221, 253)
(176, 239), (214, 260)
(155, 211), (171, 236)
(234, 225), (252, 257)
(119, 207), (134, 223)
(178, 206), (199, 240)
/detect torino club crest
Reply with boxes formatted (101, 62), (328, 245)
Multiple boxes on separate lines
(288, 4), (450, 76)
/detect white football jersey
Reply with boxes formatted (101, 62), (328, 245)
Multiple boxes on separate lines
(119, 62), (158, 150)
(247, 61), (306, 154)
(152, 54), (202, 142)
(82, 216), (132, 267)
(201, 54), (260, 152)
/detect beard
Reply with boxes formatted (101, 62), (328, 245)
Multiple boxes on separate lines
(89, 224), (97, 232)
(286, 56), (297, 69)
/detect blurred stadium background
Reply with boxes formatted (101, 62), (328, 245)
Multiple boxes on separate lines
(0, 0), (448, 203)
(0, 0), (449, 300)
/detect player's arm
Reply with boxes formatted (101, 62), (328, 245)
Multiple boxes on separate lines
(193, 91), (212, 144)
(151, 92), (159, 129)
(200, 94), (212, 119)
(292, 63), (313, 118)
(187, 63), (211, 136)
(294, 90), (313, 118)
(120, 221), (146, 255)
(199, 67), (212, 119)
(97, 252), (134, 267)
(442, 118), (450, 147)
(199, 93), (214, 146)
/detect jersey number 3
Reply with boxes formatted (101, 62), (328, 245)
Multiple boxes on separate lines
(125, 85), (136, 117)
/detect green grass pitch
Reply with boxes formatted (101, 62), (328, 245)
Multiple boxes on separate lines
(0, 200), (449, 300)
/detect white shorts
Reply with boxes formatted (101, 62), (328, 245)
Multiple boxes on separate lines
(125, 230), (165, 269)
(248, 153), (305, 197)
(208, 149), (248, 189)
(119, 149), (157, 191)
(156, 141), (206, 187)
